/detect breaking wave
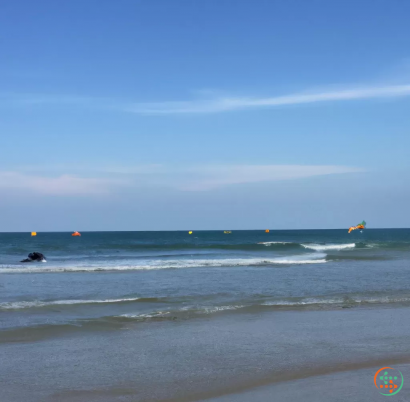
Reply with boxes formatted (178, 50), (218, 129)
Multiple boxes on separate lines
(301, 243), (356, 251)
(0, 254), (327, 273)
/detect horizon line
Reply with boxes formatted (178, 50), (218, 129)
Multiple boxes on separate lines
(1, 228), (408, 233)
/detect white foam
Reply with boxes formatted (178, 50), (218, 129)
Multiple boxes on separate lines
(120, 311), (171, 319)
(0, 297), (142, 310)
(119, 305), (245, 319)
(263, 296), (410, 306)
(258, 241), (293, 246)
(269, 252), (327, 264)
(270, 259), (327, 264)
(200, 305), (245, 313)
(301, 243), (355, 251)
(263, 298), (344, 306)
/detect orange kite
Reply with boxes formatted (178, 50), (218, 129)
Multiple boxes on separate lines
(348, 221), (366, 233)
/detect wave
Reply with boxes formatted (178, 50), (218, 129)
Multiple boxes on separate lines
(0, 305), (248, 342)
(301, 243), (356, 251)
(326, 255), (389, 261)
(256, 241), (410, 251)
(0, 297), (162, 310)
(258, 241), (295, 246)
(2, 294), (410, 343)
(86, 296), (410, 320)
(5, 291), (407, 313)
(0, 240), (371, 256)
(257, 242), (359, 251)
(0, 254), (327, 273)
(262, 295), (410, 307)
(118, 305), (245, 320)
(360, 241), (410, 250)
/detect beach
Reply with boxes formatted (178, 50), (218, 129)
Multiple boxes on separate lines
(1, 230), (410, 401)
(2, 0), (410, 399)
(1, 307), (409, 401)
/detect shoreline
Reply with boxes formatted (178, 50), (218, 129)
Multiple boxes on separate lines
(201, 363), (410, 402)
(53, 358), (410, 402)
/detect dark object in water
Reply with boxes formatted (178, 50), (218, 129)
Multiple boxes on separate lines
(21, 252), (46, 263)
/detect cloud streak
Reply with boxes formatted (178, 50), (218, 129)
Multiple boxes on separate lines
(2, 84), (410, 115)
(129, 84), (410, 114)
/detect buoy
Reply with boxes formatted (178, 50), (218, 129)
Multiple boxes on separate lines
(31, 232), (37, 236)
(188, 231), (193, 235)
(72, 231), (81, 237)
(224, 231), (231, 234)
(265, 229), (270, 233)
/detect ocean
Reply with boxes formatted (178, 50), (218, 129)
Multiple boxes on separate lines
(1, 230), (410, 401)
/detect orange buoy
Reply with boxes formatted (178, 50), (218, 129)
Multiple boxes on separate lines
(265, 229), (270, 233)
(72, 231), (81, 237)
(31, 232), (37, 236)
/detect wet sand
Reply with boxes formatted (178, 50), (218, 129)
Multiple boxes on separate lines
(203, 364), (410, 402)
(1, 306), (409, 401)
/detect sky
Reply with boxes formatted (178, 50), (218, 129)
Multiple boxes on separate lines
(1, 0), (410, 231)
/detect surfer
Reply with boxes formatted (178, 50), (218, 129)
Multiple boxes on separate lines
(20, 252), (46, 263)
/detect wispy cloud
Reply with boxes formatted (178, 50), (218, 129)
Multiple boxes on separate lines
(128, 84), (410, 114)
(2, 83), (410, 115)
(0, 165), (362, 195)
(173, 165), (363, 190)
(0, 172), (130, 196)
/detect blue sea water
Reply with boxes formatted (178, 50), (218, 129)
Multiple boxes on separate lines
(1, 230), (410, 340)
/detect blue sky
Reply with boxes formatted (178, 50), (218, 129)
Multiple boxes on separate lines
(1, 0), (410, 231)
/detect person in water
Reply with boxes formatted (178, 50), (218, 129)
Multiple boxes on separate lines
(21, 252), (46, 262)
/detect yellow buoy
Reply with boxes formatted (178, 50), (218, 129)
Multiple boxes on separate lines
(224, 231), (231, 234)
(31, 232), (37, 236)
(265, 229), (270, 233)
(188, 231), (193, 234)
